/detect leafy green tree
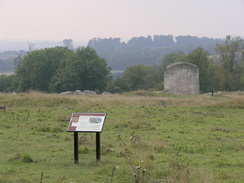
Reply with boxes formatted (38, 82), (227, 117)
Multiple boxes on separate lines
(146, 65), (164, 90)
(15, 47), (74, 92)
(51, 47), (111, 92)
(112, 64), (162, 92)
(215, 35), (244, 91)
(0, 75), (16, 92)
(110, 77), (130, 93)
(160, 51), (185, 73)
(15, 46), (111, 93)
(184, 47), (215, 93)
(123, 64), (151, 90)
(63, 39), (73, 49)
(88, 35), (222, 70)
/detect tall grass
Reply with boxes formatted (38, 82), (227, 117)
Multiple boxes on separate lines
(0, 91), (243, 182)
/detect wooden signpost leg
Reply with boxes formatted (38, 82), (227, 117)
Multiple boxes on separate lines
(96, 132), (100, 161)
(74, 132), (79, 164)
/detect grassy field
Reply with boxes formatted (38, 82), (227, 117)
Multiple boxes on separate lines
(0, 91), (243, 183)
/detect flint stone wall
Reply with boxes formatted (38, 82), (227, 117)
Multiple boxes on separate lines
(164, 62), (200, 95)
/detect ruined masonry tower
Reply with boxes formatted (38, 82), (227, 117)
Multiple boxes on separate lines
(164, 62), (200, 95)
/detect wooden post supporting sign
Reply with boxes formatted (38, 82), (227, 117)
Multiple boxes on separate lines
(74, 132), (79, 164)
(96, 132), (100, 161)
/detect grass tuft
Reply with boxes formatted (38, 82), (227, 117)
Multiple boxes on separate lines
(8, 153), (33, 163)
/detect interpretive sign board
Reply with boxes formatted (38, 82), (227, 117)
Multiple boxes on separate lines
(67, 112), (106, 163)
(67, 113), (106, 132)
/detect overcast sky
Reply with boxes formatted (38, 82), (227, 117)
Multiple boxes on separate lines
(0, 0), (243, 42)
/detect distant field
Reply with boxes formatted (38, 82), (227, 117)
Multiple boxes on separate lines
(0, 71), (14, 76)
(111, 70), (124, 79)
(0, 91), (243, 183)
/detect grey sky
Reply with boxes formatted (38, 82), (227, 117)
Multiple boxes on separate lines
(0, 0), (243, 41)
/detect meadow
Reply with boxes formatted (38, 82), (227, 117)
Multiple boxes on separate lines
(0, 91), (243, 183)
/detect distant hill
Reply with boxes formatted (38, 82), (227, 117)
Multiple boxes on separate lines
(0, 35), (223, 73)
(88, 35), (223, 70)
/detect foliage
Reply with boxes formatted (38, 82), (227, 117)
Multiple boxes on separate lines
(15, 47), (73, 92)
(111, 64), (162, 92)
(51, 47), (111, 93)
(184, 48), (215, 93)
(62, 39), (73, 49)
(88, 35), (222, 70)
(112, 48), (215, 93)
(159, 51), (185, 73)
(109, 36), (244, 93)
(215, 35), (244, 91)
(0, 75), (16, 92)
(14, 46), (111, 93)
(122, 64), (152, 90)
(0, 35), (222, 74)
(1, 35), (244, 93)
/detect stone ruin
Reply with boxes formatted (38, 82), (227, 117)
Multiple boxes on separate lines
(164, 62), (200, 95)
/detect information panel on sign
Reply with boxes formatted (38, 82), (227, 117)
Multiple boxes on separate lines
(67, 113), (106, 132)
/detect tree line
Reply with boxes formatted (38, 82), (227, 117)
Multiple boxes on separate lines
(88, 35), (223, 70)
(0, 47), (111, 93)
(0, 35), (243, 93)
(0, 35), (222, 73)
(109, 35), (244, 93)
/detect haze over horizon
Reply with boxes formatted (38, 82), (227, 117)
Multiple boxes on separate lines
(0, 0), (243, 42)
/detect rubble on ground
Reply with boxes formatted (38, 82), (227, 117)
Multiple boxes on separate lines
(60, 90), (112, 95)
